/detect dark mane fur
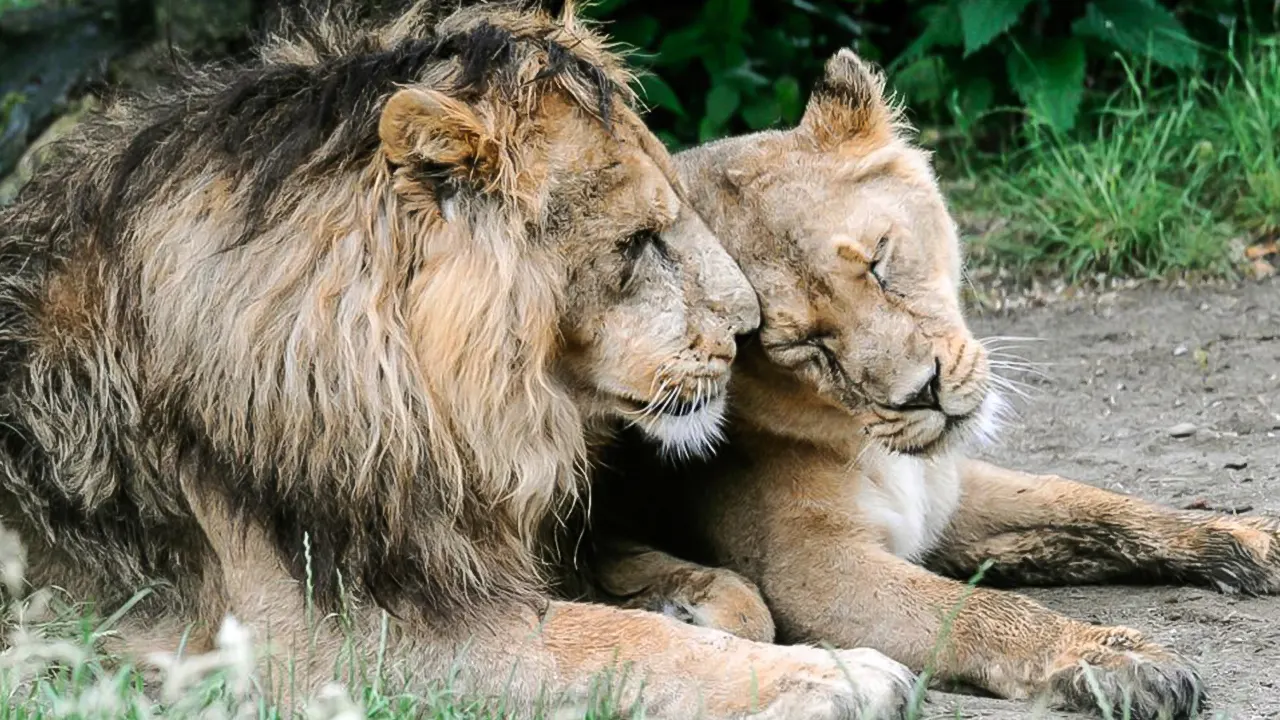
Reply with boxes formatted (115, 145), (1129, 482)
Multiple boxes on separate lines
(76, 3), (622, 248)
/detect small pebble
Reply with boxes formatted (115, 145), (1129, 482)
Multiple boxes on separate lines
(1167, 422), (1197, 438)
(1173, 344), (1188, 357)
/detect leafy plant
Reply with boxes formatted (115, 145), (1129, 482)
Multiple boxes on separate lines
(584, 0), (1277, 149)
(582, 0), (890, 149)
(890, 0), (1210, 134)
(956, 34), (1280, 279)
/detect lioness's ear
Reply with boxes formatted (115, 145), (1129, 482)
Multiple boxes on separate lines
(378, 88), (501, 186)
(799, 49), (894, 149)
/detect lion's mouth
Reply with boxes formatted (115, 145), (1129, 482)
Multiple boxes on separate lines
(617, 392), (729, 460)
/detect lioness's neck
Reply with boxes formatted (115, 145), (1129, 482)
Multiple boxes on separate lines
(728, 347), (871, 462)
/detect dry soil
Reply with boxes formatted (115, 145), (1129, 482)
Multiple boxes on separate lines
(922, 279), (1280, 720)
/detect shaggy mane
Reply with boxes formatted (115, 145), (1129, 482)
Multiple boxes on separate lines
(0, 0), (638, 623)
(82, 1), (633, 248)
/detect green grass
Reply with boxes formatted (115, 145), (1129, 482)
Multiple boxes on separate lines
(948, 35), (1280, 282)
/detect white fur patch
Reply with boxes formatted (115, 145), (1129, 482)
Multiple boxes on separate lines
(968, 389), (1009, 448)
(645, 395), (727, 461)
(856, 452), (962, 561)
(440, 196), (459, 222)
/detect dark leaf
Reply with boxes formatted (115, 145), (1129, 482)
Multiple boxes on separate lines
(774, 75), (803, 123)
(654, 24), (705, 68)
(704, 84), (742, 127)
(959, 0), (1035, 56)
(741, 96), (782, 129)
(896, 0), (963, 67)
(1072, 0), (1199, 69)
(1006, 37), (1088, 132)
(611, 15), (660, 50)
(636, 74), (686, 116)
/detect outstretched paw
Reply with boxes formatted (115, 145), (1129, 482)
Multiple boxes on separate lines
(1194, 515), (1280, 595)
(1045, 626), (1205, 720)
(756, 647), (914, 720)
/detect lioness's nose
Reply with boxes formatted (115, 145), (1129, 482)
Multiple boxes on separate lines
(892, 358), (942, 411)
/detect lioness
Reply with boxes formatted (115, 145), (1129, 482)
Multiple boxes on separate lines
(0, 5), (913, 718)
(588, 49), (1280, 720)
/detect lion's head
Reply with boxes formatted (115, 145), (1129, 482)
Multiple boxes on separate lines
(676, 50), (1001, 457)
(371, 12), (759, 469)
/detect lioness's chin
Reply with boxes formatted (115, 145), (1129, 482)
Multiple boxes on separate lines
(635, 394), (728, 461)
(881, 390), (1008, 458)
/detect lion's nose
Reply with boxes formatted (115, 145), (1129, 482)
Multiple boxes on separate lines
(892, 358), (942, 411)
(692, 332), (737, 365)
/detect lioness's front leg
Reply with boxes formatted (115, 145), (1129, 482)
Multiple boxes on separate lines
(925, 459), (1280, 594)
(750, 513), (1204, 719)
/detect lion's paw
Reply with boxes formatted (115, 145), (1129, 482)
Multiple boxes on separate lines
(752, 647), (914, 720)
(1045, 627), (1206, 720)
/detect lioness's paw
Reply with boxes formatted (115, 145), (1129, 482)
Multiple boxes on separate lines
(755, 647), (913, 720)
(1197, 516), (1280, 594)
(1046, 627), (1205, 720)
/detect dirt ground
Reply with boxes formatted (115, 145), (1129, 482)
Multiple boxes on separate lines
(921, 279), (1280, 720)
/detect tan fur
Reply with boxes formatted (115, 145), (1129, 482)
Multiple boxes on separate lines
(589, 49), (1280, 720)
(0, 6), (921, 718)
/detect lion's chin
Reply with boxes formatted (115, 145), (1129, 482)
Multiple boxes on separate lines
(634, 394), (728, 462)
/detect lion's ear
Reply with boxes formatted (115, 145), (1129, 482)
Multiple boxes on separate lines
(799, 49), (894, 150)
(378, 88), (502, 186)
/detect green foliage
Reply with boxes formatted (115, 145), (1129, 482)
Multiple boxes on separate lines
(582, 0), (886, 148)
(959, 0), (1035, 56)
(956, 36), (1280, 279)
(892, 0), (1208, 134)
(0, 0), (42, 15)
(586, 0), (1276, 147)
(0, 90), (24, 122)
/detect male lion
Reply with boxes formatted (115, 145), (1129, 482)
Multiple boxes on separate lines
(588, 49), (1280, 720)
(0, 5), (915, 717)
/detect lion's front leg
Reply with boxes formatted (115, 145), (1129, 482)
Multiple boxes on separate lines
(926, 458), (1280, 595)
(592, 539), (776, 643)
(531, 600), (912, 720)
(188, 487), (909, 718)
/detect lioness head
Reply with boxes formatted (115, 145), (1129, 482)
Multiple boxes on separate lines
(376, 7), (758, 464)
(676, 50), (1000, 457)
